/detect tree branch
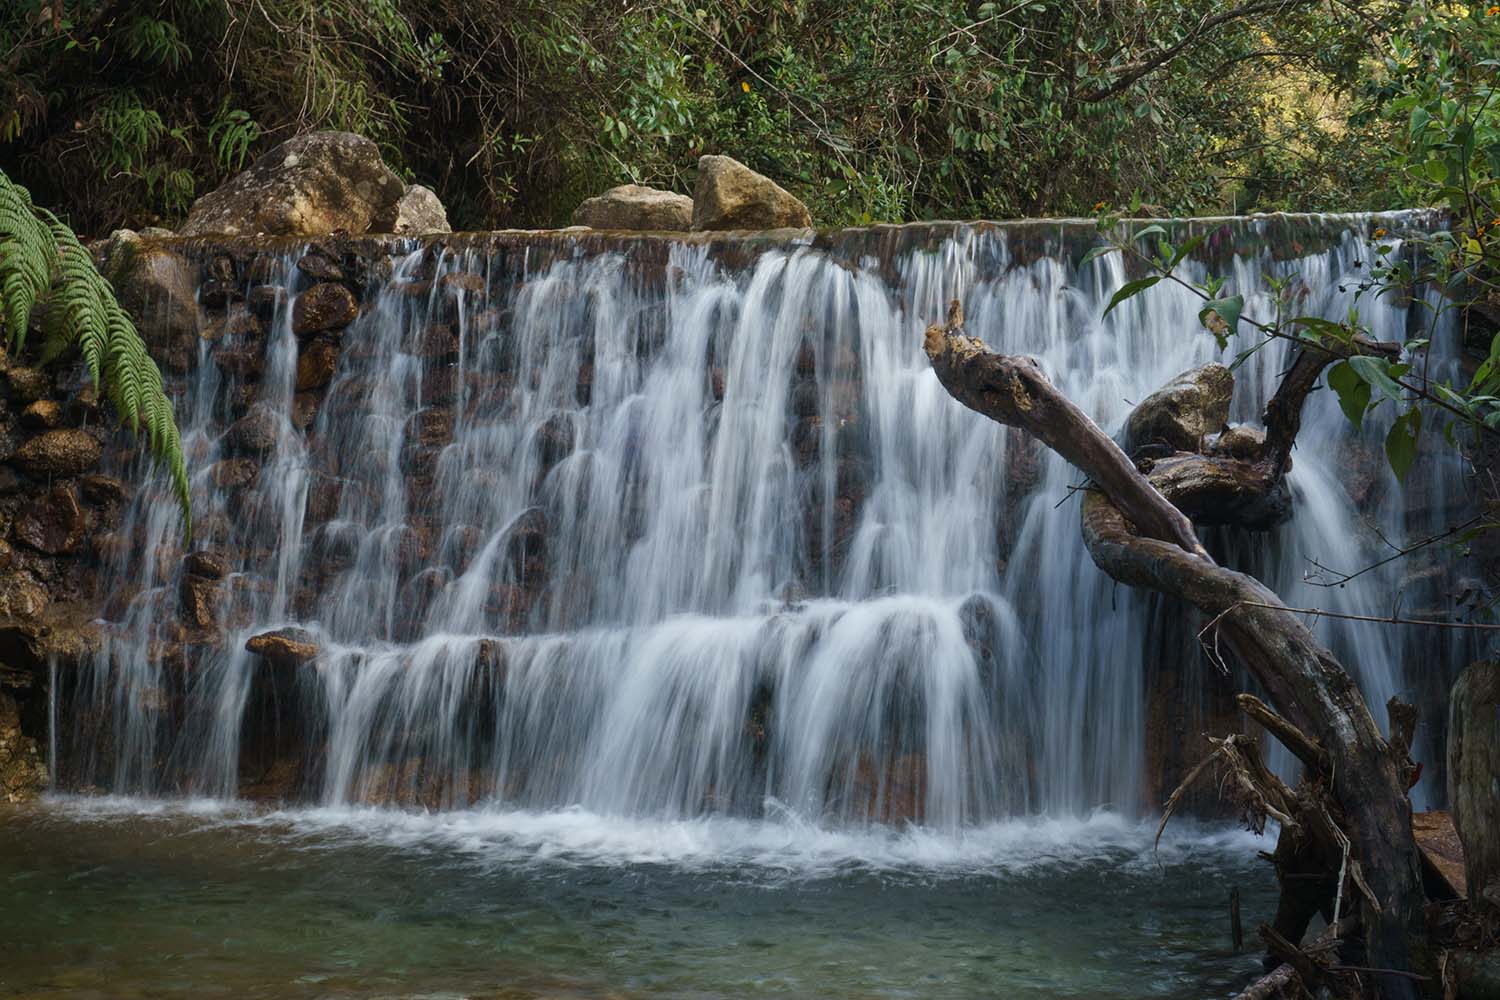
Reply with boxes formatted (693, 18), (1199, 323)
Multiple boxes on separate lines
(922, 302), (1427, 995)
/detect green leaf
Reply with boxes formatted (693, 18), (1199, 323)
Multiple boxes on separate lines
(1327, 360), (1372, 429)
(1132, 224), (1166, 242)
(1169, 233), (1207, 268)
(1102, 275), (1160, 318)
(1349, 355), (1405, 402)
(1385, 407), (1422, 481)
(1198, 295), (1243, 348)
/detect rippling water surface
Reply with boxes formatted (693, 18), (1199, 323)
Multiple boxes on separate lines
(2, 799), (1274, 999)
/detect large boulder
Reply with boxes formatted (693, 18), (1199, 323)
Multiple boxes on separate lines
(1448, 660), (1500, 915)
(573, 184), (693, 231)
(1123, 363), (1234, 453)
(692, 155), (812, 231)
(372, 184), (451, 235)
(179, 132), (407, 237)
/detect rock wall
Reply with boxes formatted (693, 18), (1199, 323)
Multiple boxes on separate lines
(4, 213), (1484, 817)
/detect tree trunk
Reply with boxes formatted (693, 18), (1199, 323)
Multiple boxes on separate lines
(922, 305), (1427, 994)
(1448, 659), (1500, 915)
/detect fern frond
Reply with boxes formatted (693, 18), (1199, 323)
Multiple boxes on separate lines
(0, 169), (192, 539)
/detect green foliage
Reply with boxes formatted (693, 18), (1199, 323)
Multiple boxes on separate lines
(0, 169), (190, 533)
(0, 0), (1415, 233)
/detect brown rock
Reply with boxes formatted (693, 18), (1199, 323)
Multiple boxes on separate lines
(201, 307), (263, 343)
(10, 429), (102, 478)
(99, 233), (202, 344)
(535, 414), (575, 467)
(1123, 363), (1234, 453)
(296, 253), (345, 283)
(13, 485), (85, 555)
(179, 573), (221, 629)
(184, 550), (230, 580)
(247, 284), (287, 320)
(178, 131), (408, 237)
(246, 627), (320, 666)
(440, 272), (486, 297)
(80, 474), (130, 506)
(20, 399), (62, 429)
(0, 690), (47, 803)
(291, 392), (322, 431)
(1209, 424), (1266, 460)
(0, 570), (48, 619)
(292, 282), (359, 336)
(572, 184), (693, 231)
(296, 339), (341, 391)
(212, 344), (263, 378)
(226, 405), (282, 456)
(209, 457), (259, 492)
(692, 155), (812, 231)
(6, 367), (51, 403)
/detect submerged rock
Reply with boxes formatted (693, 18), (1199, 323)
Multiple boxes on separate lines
(1123, 363), (1233, 453)
(178, 131), (408, 237)
(692, 155), (811, 231)
(246, 627), (320, 667)
(572, 184), (693, 231)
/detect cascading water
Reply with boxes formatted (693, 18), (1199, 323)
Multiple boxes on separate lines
(60, 215), (1477, 825)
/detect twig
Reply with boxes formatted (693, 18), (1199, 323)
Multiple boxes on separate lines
(1202, 600), (1500, 633)
(1304, 513), (1489, 588)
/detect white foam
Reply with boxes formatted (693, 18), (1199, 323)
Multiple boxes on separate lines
(37, 794), (1266, 881)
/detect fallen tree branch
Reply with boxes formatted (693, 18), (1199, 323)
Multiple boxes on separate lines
(923, 302), (1427, 995)
(1237, 693), (1329, 773)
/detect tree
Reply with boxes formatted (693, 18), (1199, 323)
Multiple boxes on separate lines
(922, 301), (1427, 994)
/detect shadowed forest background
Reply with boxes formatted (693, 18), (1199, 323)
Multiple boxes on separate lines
(0, 0), (1487, 235)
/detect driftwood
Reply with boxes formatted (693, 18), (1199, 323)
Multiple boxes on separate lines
(922, 302), (1426, 995)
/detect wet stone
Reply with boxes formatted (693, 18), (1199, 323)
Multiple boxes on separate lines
(226, 405), (282, 456)
(296, 252), (345, 284)
(80, 474), (130, 507)
(199, 279), (241, 310)
(13, 485), (85, 555)
(20, 399), (62, 430)
(201, 307), (262, 343)
(246, 627), (320, 667)
(183, 550), (230, 580)
(296, 339), (341, 392)
(292, 282), (359, 336)
(247, 284), (287, 320)
(209, 457), (259, 492)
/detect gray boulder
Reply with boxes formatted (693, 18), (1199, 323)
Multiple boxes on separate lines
(691, 155), (811, 231)
(573, 184), (693, 231)
(179, 132), (407, 237)
(373, 184), (451, 235)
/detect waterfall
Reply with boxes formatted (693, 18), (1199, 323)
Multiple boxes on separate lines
(60, 215), (1477, 823)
